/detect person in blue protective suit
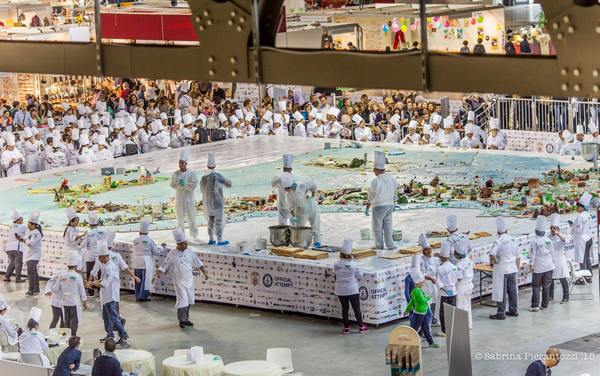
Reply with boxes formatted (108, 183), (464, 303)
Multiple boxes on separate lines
(200, 151), (232, 246)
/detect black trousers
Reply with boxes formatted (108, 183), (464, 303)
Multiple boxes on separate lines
(580, 239), (593, 275)
(439, 295), (457, 334)
(5, 250), (23, 280)
(26, 260), (40, 293)
(177, 306), (191, 323)
(531, 270), (553, 308)
(549, 278), (569, 300)
(86, 261), (98, 295)
(497, 273), (518, 316)
(50, 305), (64, 329)
(338, 294), (363, 327)
(63, 305), (79, 336)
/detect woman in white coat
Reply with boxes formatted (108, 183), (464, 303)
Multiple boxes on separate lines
(454, 238), (474, 329)
(154, 229), (208, 328)
(23, 128), (39, 173)
(549, 213), (570, 304)
(25, 211), (43, 296)
(63, 208), (86, 273)
(18, 307), (50, 367)
(334, 239), (367, 334)
(1, 134), (24, 177)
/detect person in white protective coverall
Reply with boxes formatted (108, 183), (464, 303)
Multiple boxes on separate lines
(153, 229), (208, 328)
(132, 219), (165, 302)
(572, 192), (593, 281)
(200, 152), (232, 246)
(271, 154), (297, 226)
(170, 149), (200, 242)
(280, 173), (322, 248)
(488, 216), (520, 320)
(365, 151), (398, 250)
(453, 237), (474, 329)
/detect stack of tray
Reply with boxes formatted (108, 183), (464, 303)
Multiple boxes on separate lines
(270, 246), (305, 257)
(293, 250), (329, 260)
(352, 248), (377, 259)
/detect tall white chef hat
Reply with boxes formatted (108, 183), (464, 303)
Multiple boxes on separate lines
(455, 238), (469, 256)
(30, 306), (42, 323)
(374, 150), (386, 170)
(217, 113), (228, 124)
(88, 211), (98, 226)
(66, 207), (78, 222)
(207, 151), (216, 168)
(327, 107), (341, 118)
(423, 123), (432, 134)
(410, 268), (425, 284)
(96, 101), (107, 112)
(562, 129), (574, 142)
(496, 216), (507, 234)
(490, 118), (500, 130)
(179, 148), (190, 162)
(135, 116), (145, 127)
(279, 172), (294, 189)
(139, 218), (150, 233)
(79, 133), (90, 146)
(230, 115), (240, 125)
(282, 154), (293, 169)
(439, 242), (451, 258)
(432, 114), (442, 125)
(443, 117), (453, 129)
(11, 208), (22, 222)
(174, 109), (182, 118)
(29, 211), (40, 225)
(97, 241), (110, 256)
(418, 233), (430, 249)
(97, 135), (107, 146)
(411, 254), (421, 268)
(183, 113), (194, 126)
(293, 111), (305, 122)
(575, 124), (584, 135)
(447, 215), (458, 232)
(235, 109), (244, 120)
(67, 252), (80, 267)
(196, 113), (207, 126)
(245, 112), (255, 122)
(550, 213), (560, 228)
(273, 113), (283, 125)
(352, 114), (364, 124)
(535, 215), (547, 232)
(77, 118), (85, 129)
(262, 110), (273, 122)
(106, 231), (115, 249)
(91, 113), (100, 125)
(151, 120), (160, 134)
(76, 103), (85, 115)
(341, 238), (353, 255)
(23, 128), (33, 139)
(467, 111), (475, 121)
(172, 228), (186, 243)
(277, 100), (287, 112)
(408, 120), (418, 130)
(6, 133), (15, 146)
(389, 114), (401, 127)
(47, 117), (55, 129)
(61, 102), (70, 111)
(578, 192), (592, 208)
(160, 112), (168, 121)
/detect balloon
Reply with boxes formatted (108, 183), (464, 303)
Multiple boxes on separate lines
(444, 21), (450, 28)
(401, 25), (408, 33)
(433, 16), (440, 22)
(383, 24), (389, 33)
(410, 23), (417, 31)
(426, 17), (432, 23)
(436, 22), (442, 29)
(471, 18), (477, 25)
(392, 24), (400, 33)
(477, 16), (484, 23)
(427, 22), (433, 29)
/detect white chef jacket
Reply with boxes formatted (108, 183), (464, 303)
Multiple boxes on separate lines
(53, 271), (87, 307)
(6, 224), (26, 252)
(354, 126), (372, 142)
(419, 255), (440, 300)
(294, 123), (307, 137)
(573, 211), (592, 242)
(333, 259), (363, 296)
(385, 130), (400, 143)
(368, 174), (397, 208)
(460, 136), (482, 149)
(489, 234), (519, 274)
(530, 235), (555, 274)
(274, 126), (288, 137)
(98, 261), (121, 306)
(401, 133), (420, 144)
(92, 251), (128, 303)
(325, 122), (342, 139)
(18, 329), (49, 355)
(81, 227), (107, 263)
(435, 261), (458, 297)
(487, 133), (506, 150)
(45, 277), (64, 308)
(25, 228), (43, 262)
(158, 248), (204, 308)
(0, 316), (19, 345)
(455, 257), (474, 285)
(550, 233), (570, 279)
(132, 235), (163, 269)
(1, 148), (24, 176)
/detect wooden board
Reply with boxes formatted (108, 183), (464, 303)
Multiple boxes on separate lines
(293, 250), (329, 260)
(379, 253), (411, 260)
(399, 246), (422, 255)
(270, 246), (305, 257)
(430, 241), (441, 249)
(426, 230), (449, 238)
(352, 248), (377, 259)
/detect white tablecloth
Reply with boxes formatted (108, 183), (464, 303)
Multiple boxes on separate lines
(222, 360), (282, 376)
(161, 354), (224, 376)
(116, 349), (156, 376)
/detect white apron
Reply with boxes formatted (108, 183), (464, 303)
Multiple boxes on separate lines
(142, 255), (155, 292)
(456, 279), (473, 328)
(62, 289), (84, 326)
(573, 236), (586, 264)
(552, 251), (569, 279)
(491, 262), (516, 302)
(173, 274), (195, 309)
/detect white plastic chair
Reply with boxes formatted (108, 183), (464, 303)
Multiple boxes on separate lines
(568, 260), (593, 300)
(20, 353), (45, 366)
(266, 348), (294, 374)
(0, 350), (20, 361)
(174, 349), (189, 357)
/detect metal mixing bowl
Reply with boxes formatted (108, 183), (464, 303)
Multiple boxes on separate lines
(269, 225), (291, 247)
(290, 226), (313, 249)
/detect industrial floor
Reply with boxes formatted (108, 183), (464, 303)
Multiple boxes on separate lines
(2, 272), (600, 376)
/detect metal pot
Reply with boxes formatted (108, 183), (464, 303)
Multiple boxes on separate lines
(290, 226), (313, 249)
(269, 225), (291, 247)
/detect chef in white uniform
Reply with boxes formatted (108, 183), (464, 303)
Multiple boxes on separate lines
(259, 111), (273, 135)
(585, 121), (600, 143)
(418, 233), (440, 326)
(460, 124), (483, 149)
(23, 128), (39, 173)
(4, 209), (26, 283)
(572, 192), (593, 279)
(200, 152), (233, 246)
(562, 125), (585, 155)
(353, 114), (372, 141)
(454, 237), (474, 329)
(293, 112), (307, 137)
(2, 134), (24, 177)
(0, 297), (19, 349)
(273, 114), (288, 136)
(77, 134), (95, 164)
(281, 173), (322, 248)
(271, 154), (297, 226)
(488, 217), (520, 320)
(385, 115), (401, 143)
(25, 211), (43, 296)
(154, 229), (208, 328)
(52, 254), (88, 336)
(170, 148), (200, 242)
(365, 151), (397, 250)
(435, 242), (458, 336)
(81, 211), (105, 296)
(428, 115), (443, 145)
(132, 219), (165, 302)
(18, 307), (50, 367)
(401, 120), (420, 144)
(63, 207), (86, 272)
(487, 118), (506, 150)
(94, 136), (114, 161)
(446, 215), (472, 258)
(437, 117), (457, 147)
(549, 213), (570, 304)
(529, 215), (555, 312)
